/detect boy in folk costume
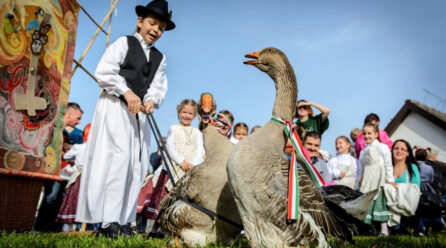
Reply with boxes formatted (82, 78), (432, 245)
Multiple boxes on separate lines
(76, 0), (175, 238)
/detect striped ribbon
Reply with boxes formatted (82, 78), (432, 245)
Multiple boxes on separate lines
(203, 113), (233, 131)
(271, 117), (326, 220)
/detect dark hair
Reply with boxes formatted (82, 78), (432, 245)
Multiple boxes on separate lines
(415, 148), (428, 161)
(67, 102), (83, 114)
(392, 139), (418, 179)
(304, 131), (321, 142)
(364, 113), (380, 125)
(233, 122), (249, 133)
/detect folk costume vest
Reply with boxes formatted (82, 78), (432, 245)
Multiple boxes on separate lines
(118, 35), (163, 103)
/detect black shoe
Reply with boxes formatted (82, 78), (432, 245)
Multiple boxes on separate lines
(98, 222), (122, 239)
(147, 231), (165, 239)
(120, 224), (135, 236)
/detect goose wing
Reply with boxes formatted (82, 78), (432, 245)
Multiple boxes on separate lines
(255, 154), (352, 243)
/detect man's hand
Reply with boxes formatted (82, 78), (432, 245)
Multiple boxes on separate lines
(339, 171), (345, 179)
(123, 90), (141, 115)
(142, 100), (155, 114)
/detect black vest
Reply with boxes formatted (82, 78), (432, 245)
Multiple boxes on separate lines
(118, 35), (163, 103)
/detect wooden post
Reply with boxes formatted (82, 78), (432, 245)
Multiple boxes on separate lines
(14, 14), (51, 116)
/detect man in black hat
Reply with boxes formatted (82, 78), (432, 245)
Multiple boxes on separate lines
(75, 0), (175, 239)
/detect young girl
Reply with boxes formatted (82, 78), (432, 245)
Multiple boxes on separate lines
(357, 123), (394, 235)
(56, 124), (91, 229)
(327, 136), (358, 189)
(230, 122), (249, 144)
(143, 99), (205, 236)
(76, 0), (175, 238)
(215, 110), (234, 138)
(166, 99), (205, 179)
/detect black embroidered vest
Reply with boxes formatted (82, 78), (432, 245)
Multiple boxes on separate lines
(118, 35), (163, 103)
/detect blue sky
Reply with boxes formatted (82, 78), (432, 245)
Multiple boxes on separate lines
(69, 0), (446, 155)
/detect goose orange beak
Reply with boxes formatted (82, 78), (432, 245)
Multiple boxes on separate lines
(201, 94), (213, 113)
(244, 51), (260, 65)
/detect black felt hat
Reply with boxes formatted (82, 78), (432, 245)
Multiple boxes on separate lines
(136, 0), (175, 31)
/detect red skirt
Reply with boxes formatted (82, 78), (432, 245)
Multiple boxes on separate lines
(137, 176), (155, 214)
(141, 170), (169, 220)
(55, 175), (81, 224)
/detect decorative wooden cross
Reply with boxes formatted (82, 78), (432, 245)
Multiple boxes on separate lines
(14, 13), (52, 116)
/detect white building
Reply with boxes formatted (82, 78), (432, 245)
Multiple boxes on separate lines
(385, 99), (446, 162)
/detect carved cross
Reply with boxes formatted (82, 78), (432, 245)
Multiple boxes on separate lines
(14, 13), (51, 116)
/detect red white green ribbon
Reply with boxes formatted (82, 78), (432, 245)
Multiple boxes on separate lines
(271, 116), (326, 219)
(203, 113), (233, 131)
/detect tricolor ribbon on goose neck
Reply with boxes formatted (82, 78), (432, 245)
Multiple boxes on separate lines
(271, 116), (326, 220)
(203, 113), (233, 132)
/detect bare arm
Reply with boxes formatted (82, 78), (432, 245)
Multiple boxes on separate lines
(310, 102), (330, 121)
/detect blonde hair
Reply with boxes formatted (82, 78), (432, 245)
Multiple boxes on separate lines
(177, 99), (197, 116)
(350, 128), (361, 142)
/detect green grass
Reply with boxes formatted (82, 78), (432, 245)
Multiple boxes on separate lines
(0, 232), (445, 248)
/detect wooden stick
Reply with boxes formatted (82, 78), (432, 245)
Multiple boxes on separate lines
(105, 0), (115, 48)
(72, 0), (120, 75)
(79, 4), (107, 35)
(73, 59), (98, 82)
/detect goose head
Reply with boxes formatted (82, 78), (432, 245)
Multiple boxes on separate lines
(197, 92), (217, 130)
(244, 47), (295, 82)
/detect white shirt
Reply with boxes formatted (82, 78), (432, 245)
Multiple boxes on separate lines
(95, 32), (168, 107)
(357, 139), (394, 183)
(327, 153), (358, 180)
(166, 124), (205, 166)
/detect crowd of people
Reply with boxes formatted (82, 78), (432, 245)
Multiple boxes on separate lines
(30, 0), (445, 241)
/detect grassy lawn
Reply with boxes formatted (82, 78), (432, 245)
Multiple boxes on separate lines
(1, 232), (445, 247)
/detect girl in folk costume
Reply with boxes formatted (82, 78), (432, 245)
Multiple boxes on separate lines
(357, 123), (395, 236)
(143, 99), (205, 236)
(230, 122), (249, 145)
(56, 124), (91, 227)
(76, 0), (175, 238)
(327, 136), (358, 189)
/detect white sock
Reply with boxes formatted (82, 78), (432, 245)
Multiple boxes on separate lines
(380, 222), (388, 235)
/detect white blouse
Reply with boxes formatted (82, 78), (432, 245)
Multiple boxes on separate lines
(166, 124), (205, 166)
(327, 153), (358, 180)
(357, 139), (394, 183)
(94, 32), (168, 107)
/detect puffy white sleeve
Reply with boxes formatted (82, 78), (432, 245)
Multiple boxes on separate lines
(191, 128), (205, 165)
(166, 125), (185, 165)
(356, 151), (365, 182)
(353, 157), (359, 182)
(326, 157), (341, 179)
(63, 144), (81, 160)
(143, 55), (168, 108)
(380, 144), (395, 183)
(94, 36), (130, 97)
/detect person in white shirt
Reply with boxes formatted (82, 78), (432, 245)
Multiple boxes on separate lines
(230, 122), (249, 145)
(327, 136), (358, 189)
(143, 99), (205, 236)
(76, 0), (175, 238)
(357, 123), (394, 236)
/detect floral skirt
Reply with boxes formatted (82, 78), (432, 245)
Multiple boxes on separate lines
(364, 187), (389, 224)
(141, 170), (169, 220)
(55, 176), (81, 224)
